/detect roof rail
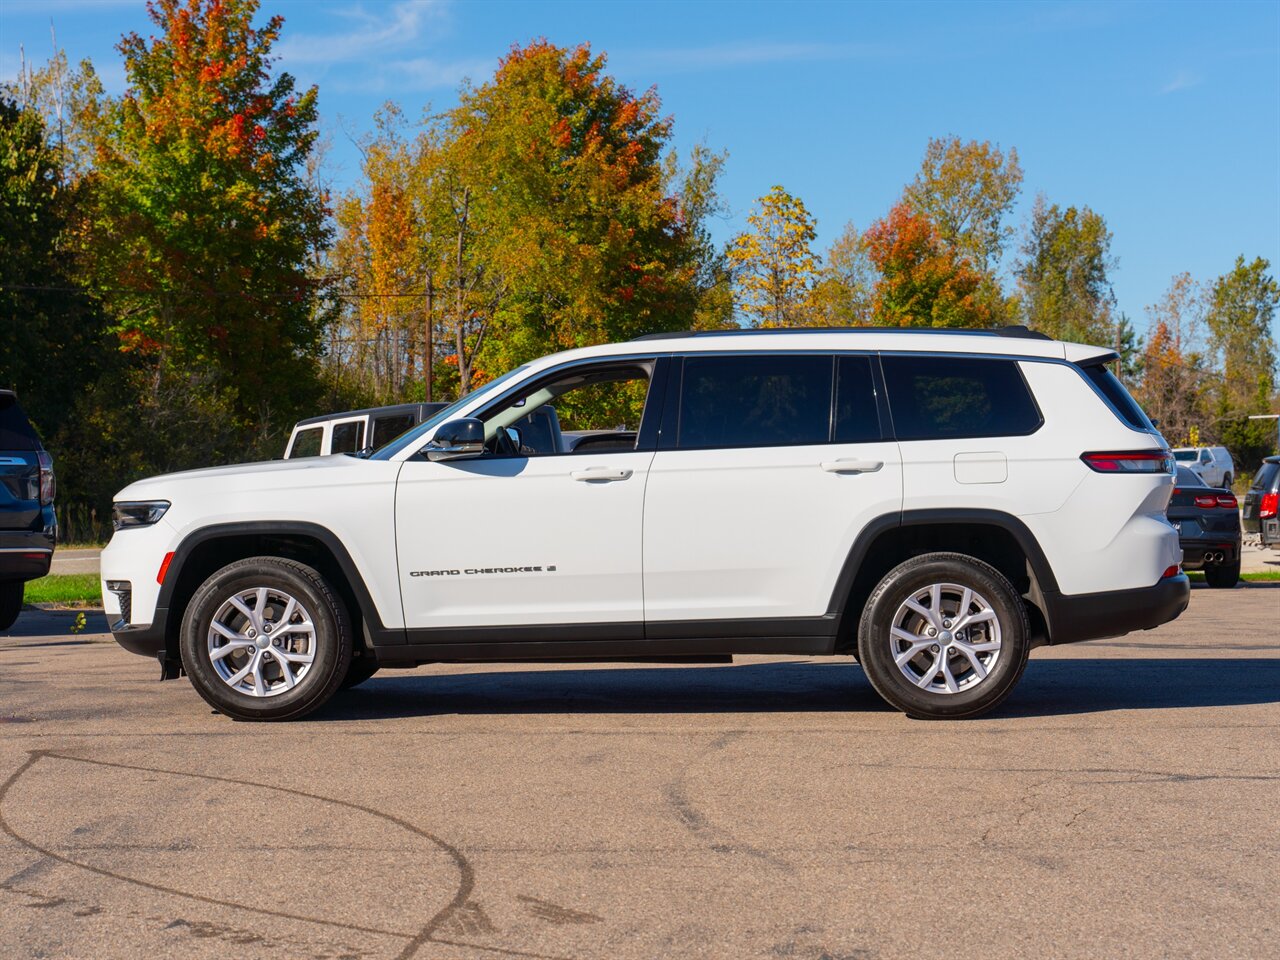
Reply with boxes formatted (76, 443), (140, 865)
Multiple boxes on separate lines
(631, 325), (1051, 342)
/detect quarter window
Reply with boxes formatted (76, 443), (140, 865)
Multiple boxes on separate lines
(677, 355), (832, 449)
(881, 355), (1041, 440)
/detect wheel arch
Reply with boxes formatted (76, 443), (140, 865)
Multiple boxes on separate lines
(828, 509), (1059, 652)
(156, 522), (394, 663)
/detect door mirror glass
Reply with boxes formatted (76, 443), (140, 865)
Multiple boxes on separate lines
(425, 418), (486, 461)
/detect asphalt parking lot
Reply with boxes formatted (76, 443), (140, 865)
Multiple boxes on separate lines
(1, 585), (1277, 960)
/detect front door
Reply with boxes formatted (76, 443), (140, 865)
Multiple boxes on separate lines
(643, 353), (903, 626)
(395, 358), (662, 633)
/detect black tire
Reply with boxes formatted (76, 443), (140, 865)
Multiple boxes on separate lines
(1223, 473), (1233, 490)
(1204, 560), (1240, 589)
(0, 582), (22, 632)
(339, 655), (380, 690)
(180, 556), (352, 721)
(857, 552), (1031, 720)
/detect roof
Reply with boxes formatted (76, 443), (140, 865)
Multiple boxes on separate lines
(293, 401), (448, 429)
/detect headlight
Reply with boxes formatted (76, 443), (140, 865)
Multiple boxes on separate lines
(112, 500), (171, 529)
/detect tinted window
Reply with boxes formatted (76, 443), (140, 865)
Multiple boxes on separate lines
(1251, 462), (1279, 492)
(1174, 450), (1197, 462)
(678, 355), (832, 449)
(0, 395), (40, 450)
(1176, 466), (1205, 487)
(882, 355), (1041, 440)
(371, 414), (416, 448)
(1080, 363), (1153, 431)
(331, 420), (365, 453)
(834, 356), (882, 443)
(289, 427), (323, 458)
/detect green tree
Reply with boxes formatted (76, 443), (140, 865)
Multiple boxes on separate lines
(727, 184), (821, 326)
(85, 0), (330, 432)
(1015, 195), (1118, 347)
(809, 221), (876, 326)
(903, 136), (1023, 273)
(864, 202), (994, 328)
(1205, 256), (1279, 463)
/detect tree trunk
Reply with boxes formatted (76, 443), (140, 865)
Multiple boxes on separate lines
(424, 272), (434, 402)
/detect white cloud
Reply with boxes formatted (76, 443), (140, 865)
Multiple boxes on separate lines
(275, 0), (449, 66)
(1161, 70), (1202, 95)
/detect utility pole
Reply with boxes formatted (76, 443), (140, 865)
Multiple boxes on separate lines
(1248, 414), (1280, 456)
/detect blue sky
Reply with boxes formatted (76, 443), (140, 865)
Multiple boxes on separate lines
(2, 0), (1278, 339)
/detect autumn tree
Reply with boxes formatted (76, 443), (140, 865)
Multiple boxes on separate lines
(809, 221), (875, 326)
(1135, 273), (1211, 444)
(863, 203), (994, 328)
(1204, 256), (1279, 463)
(903, 135), (1023, 274)
(727, 185), (821, 326)
(85, 0), (330, 433)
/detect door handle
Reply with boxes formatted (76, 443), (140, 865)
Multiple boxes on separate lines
(571, 466), (634, 482)
(821, 459), (883, 474)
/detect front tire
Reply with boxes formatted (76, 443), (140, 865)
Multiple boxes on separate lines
(1204, 560), (1240, 589)
(0, 582), (22, 631)
(857, 553), (1031, 720)
(339, 656), (380, 690)
(180, 557), (352, 721)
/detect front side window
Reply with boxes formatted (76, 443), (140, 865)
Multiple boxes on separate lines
(882, 355), (1041, 441)
(288, 427), (323, 458)
(479, 362), (653, 456)
(677, 354), (833, 450)
(371, 414), (416, 449)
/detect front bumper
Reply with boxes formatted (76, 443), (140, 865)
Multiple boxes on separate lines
(1041, 573), (1191, 645)
(111, 619), (168, 658)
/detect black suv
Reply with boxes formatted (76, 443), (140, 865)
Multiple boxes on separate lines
(1243, 456), (1280, 550)
(0, 391), (56, 629)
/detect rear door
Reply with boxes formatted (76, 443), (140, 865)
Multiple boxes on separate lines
(642, 352), (902, 628)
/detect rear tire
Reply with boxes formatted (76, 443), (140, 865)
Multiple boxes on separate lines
(0, 582), (22, 631)
(857, 553), (1031, 720)
(1204, 560), (1240, 589)
(1223, 473), (1233, 490)
(180, 557), (352, 721)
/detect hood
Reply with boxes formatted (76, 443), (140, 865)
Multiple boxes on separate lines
(115, 454), (373, 501)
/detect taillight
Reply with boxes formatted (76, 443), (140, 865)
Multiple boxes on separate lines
(1081, 450), (1174, 474)
(37, 450), (55, 505)
(1262, 492), (1279, 520)
(1161, 565), (1180, 579)
(1193, 494), (1217, 509)
(1216, 493), (1237, 509)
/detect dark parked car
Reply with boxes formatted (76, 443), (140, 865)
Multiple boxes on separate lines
(1168, 465), (1240, 588)
(1242, 456), (1280, 550)
(0, 390), (56, 629)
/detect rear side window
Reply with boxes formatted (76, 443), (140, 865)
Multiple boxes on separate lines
(331, 420), (365, 453)
(289, 427), (323, 458)
(881, 355), (1041, 440)
(678, 355), (832, 449)
(372, 414), (416, 449)
(1079, 363), (1153, 431)
(0, 395), (40, 450)
(834, 356), (882, 443)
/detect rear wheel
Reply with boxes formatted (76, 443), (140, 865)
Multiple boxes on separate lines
(1223, 473), (1233, 490)
(180, 557), (352, 721)
(0, 582), (22, 631)
(1204, 559), (1240, 589)
(857, 553), (1031, 720)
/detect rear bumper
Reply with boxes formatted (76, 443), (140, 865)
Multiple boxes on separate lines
(1042, 573), (1191, 645)
(1178, 536), (1241, 569)
(0, 525), (55, 582)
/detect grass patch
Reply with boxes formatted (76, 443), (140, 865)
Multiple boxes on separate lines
(22, 573), (102, 604)
(1186, 570), (1280, 582)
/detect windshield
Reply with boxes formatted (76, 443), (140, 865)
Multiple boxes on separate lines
(1173, 450), (1197, 462)
(369, 365), (530, 460)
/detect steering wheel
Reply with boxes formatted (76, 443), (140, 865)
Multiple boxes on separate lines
(491, 426), (520, 457)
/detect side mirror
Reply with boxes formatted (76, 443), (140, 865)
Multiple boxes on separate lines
(425, 418), (486, 461)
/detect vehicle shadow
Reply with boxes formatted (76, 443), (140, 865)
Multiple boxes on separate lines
(312, 656), (1280, 721)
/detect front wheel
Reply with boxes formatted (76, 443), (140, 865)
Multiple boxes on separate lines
(857, 553), (1031, 720)
(180, 557), (352, 721)
(1204, 560), (1240, 589)
(0, 582), (22, 631)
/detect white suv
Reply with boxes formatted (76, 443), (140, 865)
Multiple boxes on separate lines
(101, 327), (1189, 721)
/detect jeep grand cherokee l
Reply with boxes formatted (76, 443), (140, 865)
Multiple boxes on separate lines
(100, 327), (1189, 721)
